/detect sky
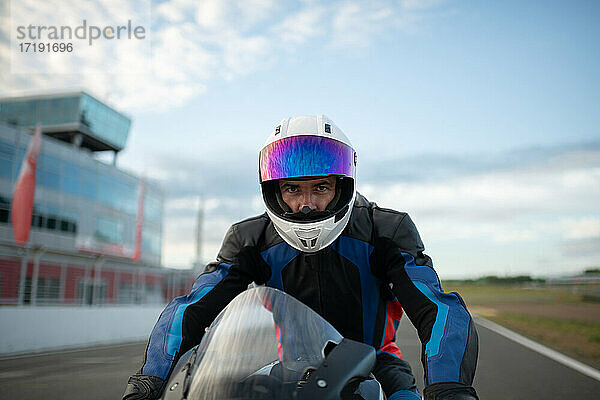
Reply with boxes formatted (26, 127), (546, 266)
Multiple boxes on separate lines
(0, 0), (599, 279)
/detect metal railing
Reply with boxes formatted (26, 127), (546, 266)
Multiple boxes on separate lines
(0, 240), (197, 306)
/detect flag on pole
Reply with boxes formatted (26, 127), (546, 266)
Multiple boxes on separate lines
(11, 125), (42, 245)
(133, 178), (145, 262)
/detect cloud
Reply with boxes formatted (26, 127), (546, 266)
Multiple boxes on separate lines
(359, 142), (600, 183)
(400, 0), (448, 11)
(144, 148), (259, 199)
(360, 145), (600, 227)
(220, 32), (272, 80)
(562, 237), (600, 258)
(272, 6), (326, 45)
(331, 1), (395, 47)
(561, 217), (600, 240)
(149, 140), (599, 274)
(1, 0), (448, 111)
(356, 144), (600, 277)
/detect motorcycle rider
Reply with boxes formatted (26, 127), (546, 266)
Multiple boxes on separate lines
(123, 115), (479, 400)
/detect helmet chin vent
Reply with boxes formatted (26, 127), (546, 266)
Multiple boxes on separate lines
(298, 238), (319, 250)
(295, 228), (321, 239)
(295, 228), (321, 250)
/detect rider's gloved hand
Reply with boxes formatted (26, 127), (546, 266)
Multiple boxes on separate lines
(122, 373), (165, 400)
(423, 382), (478, 400)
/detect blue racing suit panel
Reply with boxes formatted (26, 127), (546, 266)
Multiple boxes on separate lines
(372, 210), (478, 387)
(140, 262), (230, 378)
(139, 215), (272, 379)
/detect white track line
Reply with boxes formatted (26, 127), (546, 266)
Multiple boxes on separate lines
(475, 316), (600, 382)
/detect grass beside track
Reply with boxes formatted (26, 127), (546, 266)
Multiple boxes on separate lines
(443, 283), (600, 368)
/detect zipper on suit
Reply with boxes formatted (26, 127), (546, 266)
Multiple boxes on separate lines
(306, 253), (323, 313)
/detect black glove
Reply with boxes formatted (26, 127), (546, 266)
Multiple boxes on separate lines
(423, 382), (478, 400)
(122, 374), (165, 400)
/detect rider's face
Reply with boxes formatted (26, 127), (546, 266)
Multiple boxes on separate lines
(278, 177), (336, 213)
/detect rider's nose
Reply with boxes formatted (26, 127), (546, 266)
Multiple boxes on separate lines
(300, 205), (312, 214)
(297, 194), (316, 212)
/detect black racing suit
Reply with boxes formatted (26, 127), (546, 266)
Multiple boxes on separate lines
(136, 194), (478, 399)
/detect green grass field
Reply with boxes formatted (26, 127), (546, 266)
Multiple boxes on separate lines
(443, 283), (585, 304)
(442, 283), (600, 368)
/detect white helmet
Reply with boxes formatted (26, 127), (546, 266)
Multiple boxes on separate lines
(259, 115), (357, 252)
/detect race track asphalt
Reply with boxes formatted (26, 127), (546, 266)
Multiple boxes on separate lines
(0, 341), (146, 400)
(1, 318), (599, 399)
(395, 318), (600, 399)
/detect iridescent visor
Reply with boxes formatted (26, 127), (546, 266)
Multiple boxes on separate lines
(260, 135), (355, 182)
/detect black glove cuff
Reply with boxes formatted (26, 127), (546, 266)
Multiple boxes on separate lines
(122, 374), (165, 400)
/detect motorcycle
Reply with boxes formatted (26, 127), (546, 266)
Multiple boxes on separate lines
(160, 286), (385, 400)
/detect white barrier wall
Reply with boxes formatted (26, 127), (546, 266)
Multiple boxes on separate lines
(0, 305), (166, 355)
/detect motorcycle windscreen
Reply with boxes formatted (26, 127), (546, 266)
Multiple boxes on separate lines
(187, 286), (342, 400)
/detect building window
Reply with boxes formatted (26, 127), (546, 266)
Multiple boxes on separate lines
(38, 153), (62, 190)
(62, 161), (80, 196)
(46, 215), (57, 230)
(0, 140), (15, 179)
(39, 170), (61, 190)
(144, 190), (164, 224)
(95, 216), (124, 244)
(80, 167), (97, 200)
(0, 199), (77, 234)
(33, 213), (44, 228)
(31, 205), (77, 235)
(142, 228), (162, 256)
(0, 197), (9, 223)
